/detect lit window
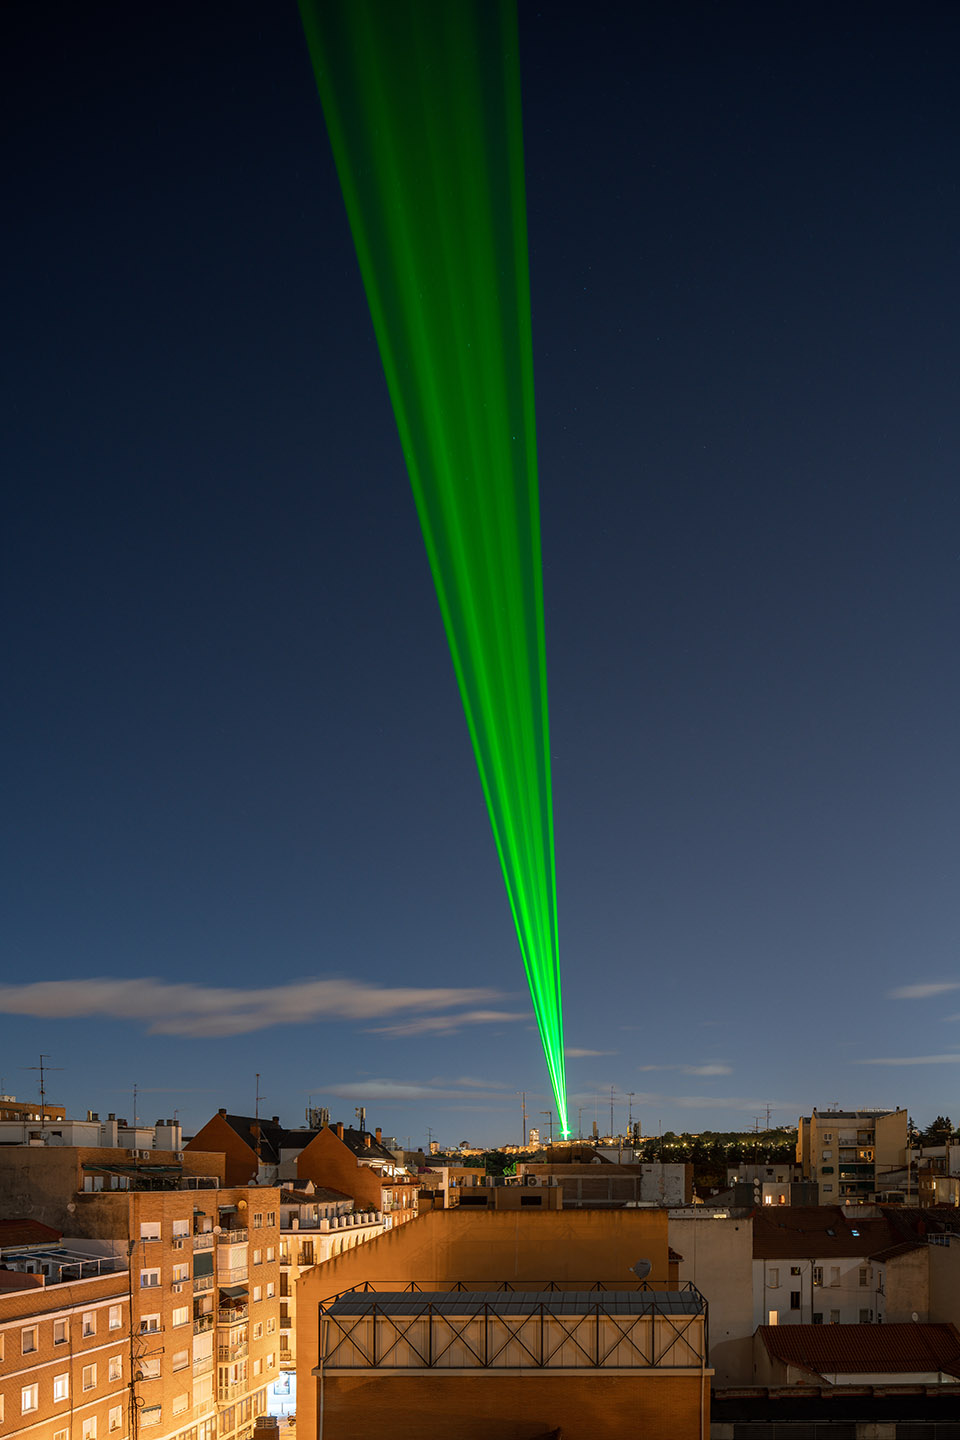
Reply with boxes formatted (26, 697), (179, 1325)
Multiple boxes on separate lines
(54, 1374), (70, 1402)
(22, 1385), (39, 1415)
(22, 1326), (38, 1354)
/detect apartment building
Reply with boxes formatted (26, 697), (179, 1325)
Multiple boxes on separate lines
(276, 1186), (383, 1373)
(0, 1268), (130, 1440)
(0, 1145), (282, 1440)
(797, 1107), (907, 1204)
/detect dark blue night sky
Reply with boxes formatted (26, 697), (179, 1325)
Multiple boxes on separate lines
(3, 1), (959, 1144)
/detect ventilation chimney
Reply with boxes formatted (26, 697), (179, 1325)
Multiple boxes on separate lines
(335, 1123), (344, 1140)
(219, 1108), (227, 1117)
(375, 1128), (382, 1144)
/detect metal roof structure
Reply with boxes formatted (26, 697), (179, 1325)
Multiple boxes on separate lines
(327, 1289), (704, 1317)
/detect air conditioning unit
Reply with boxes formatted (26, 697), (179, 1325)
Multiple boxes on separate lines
(175, 1152), (184, 1162)
(135, 1149), (152, 1160)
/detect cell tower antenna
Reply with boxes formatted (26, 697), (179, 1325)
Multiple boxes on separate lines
(517, 1091), (527, 1147)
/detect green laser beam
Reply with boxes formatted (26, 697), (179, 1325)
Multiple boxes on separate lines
(299, 0), (569, 1134)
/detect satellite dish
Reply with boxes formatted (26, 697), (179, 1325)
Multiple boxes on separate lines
(213, 1225), (222, 1235)
(912, 1311), (919, 1322)
(630, 1259), (652, 1281)
(67, 1203), (76, 1213)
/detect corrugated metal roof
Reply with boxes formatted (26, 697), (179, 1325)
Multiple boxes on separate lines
(758, 1323), (960, 1378)
(326, 1290), (704, 1317)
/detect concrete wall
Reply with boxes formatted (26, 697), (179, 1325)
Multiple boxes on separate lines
(317, 1372), (708, 1440)
(879, 1245), (929, 1322)
(671, 1213), (753, 1386)
(928, 1235), (960, 1326)
(297, 1207), (672, 1440)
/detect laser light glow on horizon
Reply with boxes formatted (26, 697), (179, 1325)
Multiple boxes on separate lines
(299, 0), (569, 1132)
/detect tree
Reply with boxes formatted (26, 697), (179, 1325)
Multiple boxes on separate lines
(921, 1116), (955, 1144)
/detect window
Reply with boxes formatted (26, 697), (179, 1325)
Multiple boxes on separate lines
(108, 1304), (123, 1330)
(109, 1406), (123, 1433)
(55, 1318), (69, 1344)
(253, 1358), (262, 1377)
(83, 1311), (97, 1337)
(266, 1282), (275, 1299)
(22, 1326), (38, 1354)
(55, 1430), (68, 1440)
(173, 1263), (189, 1283)
(860, 1308), (874, 1323)
(790, 1266), (801, 1277)
(22, 1384), (39, 1414)
(83, 1364), (97, 1391)
(253, 1286), (262, 1303)
(830, 1309), (841, 1323)
(266, 1246), (275, 1262)
(83, 1418), (98, 1440)
(140, 1268), (161, 1288)
(172, 1219), (189, 1238)
(822, 1150), (833, 1160)
(813, 1267), (823, 1287)
(266, 1212), (276, 1227)
(267, 1318), (276, 1334)
(109, 1355), (123, 1381)
(141, 1408), (162, 1428)
(813, 1312), (823, 1324)
(790, 1291), (801, 1310)
(253, 1248), (262, 1265)
(823, 1184), (834, 1193)
(253, 1213), (263, 1229)
(767, 1309), (778, 1325)
(821, 1166), (834, 1174)
(194, 1376), (213, 1405)
(830, 1267), (841, 1286)
(823, 1133), (833, 1142)
(140, 1222), (161, 1241)
(172, 1349), (189, 1372)
(140, 1314), (160, 1334)
(171, 1306), (189, 1327)
(253, 1321), (264, 1340)
(266, 1353), (275, 1369)
(173, 1395), (189, 1416)
(139, 1357), (161, 1380)
(54, 1374), (70, 1402)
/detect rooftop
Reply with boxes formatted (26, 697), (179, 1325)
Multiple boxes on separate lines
(753, 1207), (918, 1261)
(326, 1288), (705, 1317)
(758, 1323), (960, 1379)
(0, 1218), (63, 1251)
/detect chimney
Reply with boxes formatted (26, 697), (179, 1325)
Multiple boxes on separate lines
(335, 1123), (344, 1140)
(272, 1116), (280, 1125)
(364, 1133), (372, 1148)
(219, 1108), (227, 1117)
(375, 1127), (382, 1144)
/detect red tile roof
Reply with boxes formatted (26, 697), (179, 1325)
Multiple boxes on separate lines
(0, 1218), (63, 1249)
(758, 1323), (960, 1379)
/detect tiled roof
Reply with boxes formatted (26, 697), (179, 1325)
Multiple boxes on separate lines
(758, 1323), (960, 1379)
(280, 1186), (351, 1204)
(753, 1207), (899, 1260)
(221, 1114), (287, 1165)
(337, 1126), (402, 1164)
(0, 1218), (63, 1249)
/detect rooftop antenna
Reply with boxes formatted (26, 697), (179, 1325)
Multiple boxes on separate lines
(628, 1092), (635, 1132)
(132, 1082), (138, 1128)
(517, 1091), (527, 1147)
(610, 1085), (617, 1140)
(22, 1055), (63, 1138)
(254, 1073), (263, 1164)
(355, 1106), (366, 1131)
(540, 1110), (554, 1146)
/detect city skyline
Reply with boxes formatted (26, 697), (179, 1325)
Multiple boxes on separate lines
(4, 1), (960, 1145)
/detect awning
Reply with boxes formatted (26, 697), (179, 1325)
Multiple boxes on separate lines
(219, 1284), (248, 1299)
(218, 1205), (238, 1214)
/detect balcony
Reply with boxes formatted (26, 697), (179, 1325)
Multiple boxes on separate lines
(217, 1228), (248, 1244)
(279, 1350), (293, 1366)
(194, 1233), (215, 1250)
(218, 1307), (249, 1325)
(218, 1342), (248, 1362)
(193, 1356), (214, 1376)
(217, 1382), (247, 1403)
(193, 1275), (214, 1292)
(218, 1266), (249, 1284)
(193, 1315), (214, 1335)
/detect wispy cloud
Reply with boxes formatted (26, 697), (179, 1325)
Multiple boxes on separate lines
(365, 1010), (526, 1037)
(636, 1063), (733, 1077)
(565, 1047), (617, 1058)
(0, 977), (506, 1039)
(888, 982), (960, 1000)
(626, 1091), (798, 1112)
(857, 1053), (960, 1067)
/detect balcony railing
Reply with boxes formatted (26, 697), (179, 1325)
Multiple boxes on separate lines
(193, 1275), (214, 1292)
(218, 1343), (248, 1362)
(193, 1356), (214, 1375)
(279, 1351), (293, 1366)
(194, 1233), (215, 1249)
(193, 1315), (214, 1335)
(217, 1229), (248, 1244)
(218, 1266), (248, 1284)
(217, 1382), (247, 1403)
(218, 1307), (248, 1325)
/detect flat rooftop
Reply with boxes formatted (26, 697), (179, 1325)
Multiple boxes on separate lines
(326, 1289), (705, 1317)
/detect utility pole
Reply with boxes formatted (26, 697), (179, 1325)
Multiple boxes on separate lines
(540, 1110), (554, 1146)
(577, 1105), (585, 1140)
(628, 1092), (635, 1134)
(426, 1125), (435, 1153)
(22, 1056), (63, 1139)
(517, 1092), (527, 1147)
(610, 1085), (617, 1140)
